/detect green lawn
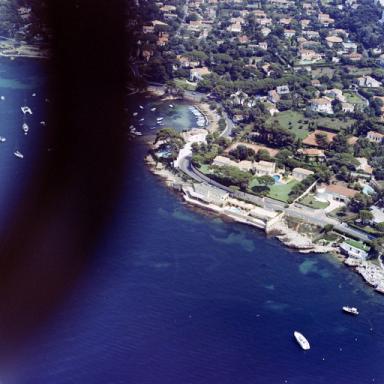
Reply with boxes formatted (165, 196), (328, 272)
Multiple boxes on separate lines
(248, 176), (261, 189)
(345, 66), (373, 76)
(174, 78), (197, 91)
(267, 180), (299, 202)
(269, 111), (311, 139)
(299, 194), (329, 209)
(344, 91), (366, 106)
(315, 116), (356, 132)
(312, 67), (336, 79)
(198, 164), (212, 174)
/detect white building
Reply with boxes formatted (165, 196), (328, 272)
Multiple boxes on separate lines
(367, 130), (384, 143)
(292, 167), (314, 181)
(276, 85), (290, 95)
(342, 102), (355, 113)
(187, 183), (229, 206)
(357, 76), (382, 88)
(340, 239), (370, 259)
(190, 67), (211, 82)
(309, 98), (333, 114)
(318, 183), (358, 203)
(254, 161), (276, 176)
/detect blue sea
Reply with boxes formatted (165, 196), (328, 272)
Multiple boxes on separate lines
(1, 60), (384, 384)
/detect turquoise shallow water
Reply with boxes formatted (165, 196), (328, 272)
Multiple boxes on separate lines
(0, 67), (383, 383)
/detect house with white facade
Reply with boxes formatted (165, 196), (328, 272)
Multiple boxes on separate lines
(340, 239), (370, 259)
(309, 98), (333, 114)
(292, 167), (314, 181)
(367, 130), (384, 143)
(254, 161), (276, 176)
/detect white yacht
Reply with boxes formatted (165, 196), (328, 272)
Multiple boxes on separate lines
(40, 121), (46, 126)
(14, 150), (24, 159)
(139, 118), (144, 121)
(139, 105), (144, 109)
(294, 331), (310, 350)
(150, 107), (156, 111)
(342, 306), (359, 315)
(21, 106), (32, 115)
(133, 112), (138, 116)
(0, 96), (5, 100)
(157, 117), (164, 121)
(0, 136), (6, 142)
(22, 123), (29, 135)
(133, 131), (143, 136)
(169, 104), (174, 108)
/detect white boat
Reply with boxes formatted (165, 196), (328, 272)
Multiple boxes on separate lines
(21, 106), (32, 115)
(0, 96), (5, 100)
(294, 331), (310, 350)
(157, 117), (164, 121)
(150, 107), (156, 111)
(140, 118), (144, 121)
(0, 136), (6, 142)
(169, 104), (174, 108)
(134, 131), (143, 136)
(22, 123), (29, 135)
(342, 306), (359, 315)
(133, 112), (138, 116)
(139, 105), (144, 109)
(40, 121), (46, 126)
(14, 150), (24, 159)
(32, 93), (36, 97)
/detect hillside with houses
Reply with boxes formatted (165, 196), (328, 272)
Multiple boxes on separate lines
(132, 0), (384, 289)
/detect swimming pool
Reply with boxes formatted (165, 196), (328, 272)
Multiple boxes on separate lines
(273, 175), (281, 183)
(362, 184), (375, 195)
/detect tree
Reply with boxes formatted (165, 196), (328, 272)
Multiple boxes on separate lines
(358, 209), (373, 225)
(315, 132), (329, 148)
(322, 224), (334, 234)
(369, 237), (384, 258)
(349, 193), (372, 212)
(255, 149), (271, 161)
(258, 175), (275, 185)
(218, 118), (226, 131)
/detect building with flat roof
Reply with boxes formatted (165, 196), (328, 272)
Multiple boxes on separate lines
(292, 167), (314, 181)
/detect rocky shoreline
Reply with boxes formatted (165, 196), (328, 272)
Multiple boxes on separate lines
(143, 87), (384, 294)
(145, 155), (384, 294)
(146, 156), (336, 254)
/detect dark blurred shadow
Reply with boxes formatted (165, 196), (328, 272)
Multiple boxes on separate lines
(0, 0), (130, 353)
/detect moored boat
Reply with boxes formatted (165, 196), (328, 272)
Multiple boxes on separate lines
(21, 106), (32, 115)
(342, 306), (359, 315)
(294, 331), (310, 350)
(14, 150), (24, 159)
(22, 122), (29, 135)
(0, 136), (6, 142)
